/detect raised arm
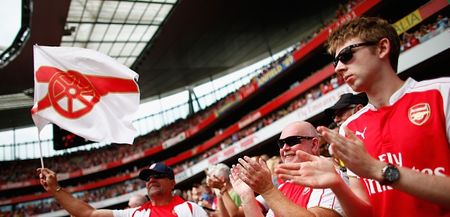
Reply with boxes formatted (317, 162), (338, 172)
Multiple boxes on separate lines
(208, 175), (244, 217)
(229, 165), (263, 217)
(221, 187), (245, 217)
(37, 168), (113, 217)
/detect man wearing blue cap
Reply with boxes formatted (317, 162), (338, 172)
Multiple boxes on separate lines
(38, 162), (208, 217)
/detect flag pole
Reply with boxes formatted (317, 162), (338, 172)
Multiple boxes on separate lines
(33, 45), (46, 168)
(37, 130), (45, 168)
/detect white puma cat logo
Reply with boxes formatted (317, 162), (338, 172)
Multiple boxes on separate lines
(355, 127), (367, 139)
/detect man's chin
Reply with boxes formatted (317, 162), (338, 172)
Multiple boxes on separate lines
(148, 188), (161, 195)
(284, 156), (297, 163)
(147, 189), (161, 197)
(348, 82), (367, 93)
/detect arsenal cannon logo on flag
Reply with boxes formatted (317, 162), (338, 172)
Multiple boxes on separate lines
(32, 45), (140, 144)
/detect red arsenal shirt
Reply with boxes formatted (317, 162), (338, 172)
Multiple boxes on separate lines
(342, 78), (450, 217)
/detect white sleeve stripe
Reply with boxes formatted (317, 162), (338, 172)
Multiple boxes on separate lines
(317, 189), (325, 205)
(308, 188), (344, 216)
(256, 194), (269, 211)
(174, 202), (194, 217)
(331, 194), (336, 209)
(308, 189), (337, 208)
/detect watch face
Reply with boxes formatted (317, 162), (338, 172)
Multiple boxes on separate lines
(384, 165), (400, 184)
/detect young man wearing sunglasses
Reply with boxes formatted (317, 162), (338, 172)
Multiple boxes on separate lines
(229, 121), (344, 217)
(276, 17), (450, 217)
(38, 162), (208, 217)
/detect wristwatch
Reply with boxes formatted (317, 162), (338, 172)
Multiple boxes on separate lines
(380, 163), (400, 185)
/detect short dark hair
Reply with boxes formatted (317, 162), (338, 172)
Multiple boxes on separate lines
(327, 17), (401, 71)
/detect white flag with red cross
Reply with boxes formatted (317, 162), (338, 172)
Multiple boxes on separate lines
(32, 45), (140, 144)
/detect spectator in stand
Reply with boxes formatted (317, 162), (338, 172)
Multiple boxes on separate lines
(409, 31), (420, 47)
(402, 32), (413, 50)
(229, 121), (344, 217)
(37, 162), (208, 217)
(330, 75), (339, 89)
(317, 122), (337, 157)
(190, 184), (203, 204)
(318, 93), (369, 159)
(198, 179), (215, 211)
(265, 156), (283, 187)
(206, 163), (243, 217)
(325, 93), (368, 127)
(276, 17), (450, 217)
(128, 194), (148, 208)
(436, 14), (448, 32)
(172, 189), (182, 198)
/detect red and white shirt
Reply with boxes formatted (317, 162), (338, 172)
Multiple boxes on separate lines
(342, 77), (450, 217)
(257, 181), (344, 217)
(113, 196), (208, 217)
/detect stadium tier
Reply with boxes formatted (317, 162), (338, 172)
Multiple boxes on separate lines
(1, 0), (449, 216)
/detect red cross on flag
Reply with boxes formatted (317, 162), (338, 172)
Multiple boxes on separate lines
(32, 45), (140, 144)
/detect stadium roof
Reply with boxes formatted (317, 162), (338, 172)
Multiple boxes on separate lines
(0, 0), (337, 130)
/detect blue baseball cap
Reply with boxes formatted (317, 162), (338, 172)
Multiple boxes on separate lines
(139, 162), (174, 180)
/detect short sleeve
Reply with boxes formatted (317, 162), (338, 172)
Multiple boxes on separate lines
(191, 202), (209, 217)
(307, 188), (344, 216)
(112, 208), (137, 217)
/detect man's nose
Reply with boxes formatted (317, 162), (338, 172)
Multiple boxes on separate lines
(334, 64), (346, 78)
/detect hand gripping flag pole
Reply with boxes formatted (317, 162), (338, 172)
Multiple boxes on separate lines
(37, 132), (45, 168)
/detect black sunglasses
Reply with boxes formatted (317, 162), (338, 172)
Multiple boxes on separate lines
(333, 105), (357, 119)
(277, 136), (314, 149)
(333, 41), (377, 68)
(144, 173), (170, 181)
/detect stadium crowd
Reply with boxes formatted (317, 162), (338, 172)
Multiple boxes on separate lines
(0, 0), (370, 186)
(1, 1), (449, 216)
(0, 48), (294, 185)
(1, 64), (344, 216)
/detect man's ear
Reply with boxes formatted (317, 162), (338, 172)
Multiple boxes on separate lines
(311, 137), (320, 155)
(378, 38), (391, 59)
(355, 104), (364, 112)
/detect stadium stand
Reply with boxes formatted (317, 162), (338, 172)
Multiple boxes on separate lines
(1, 0), (449, 216)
